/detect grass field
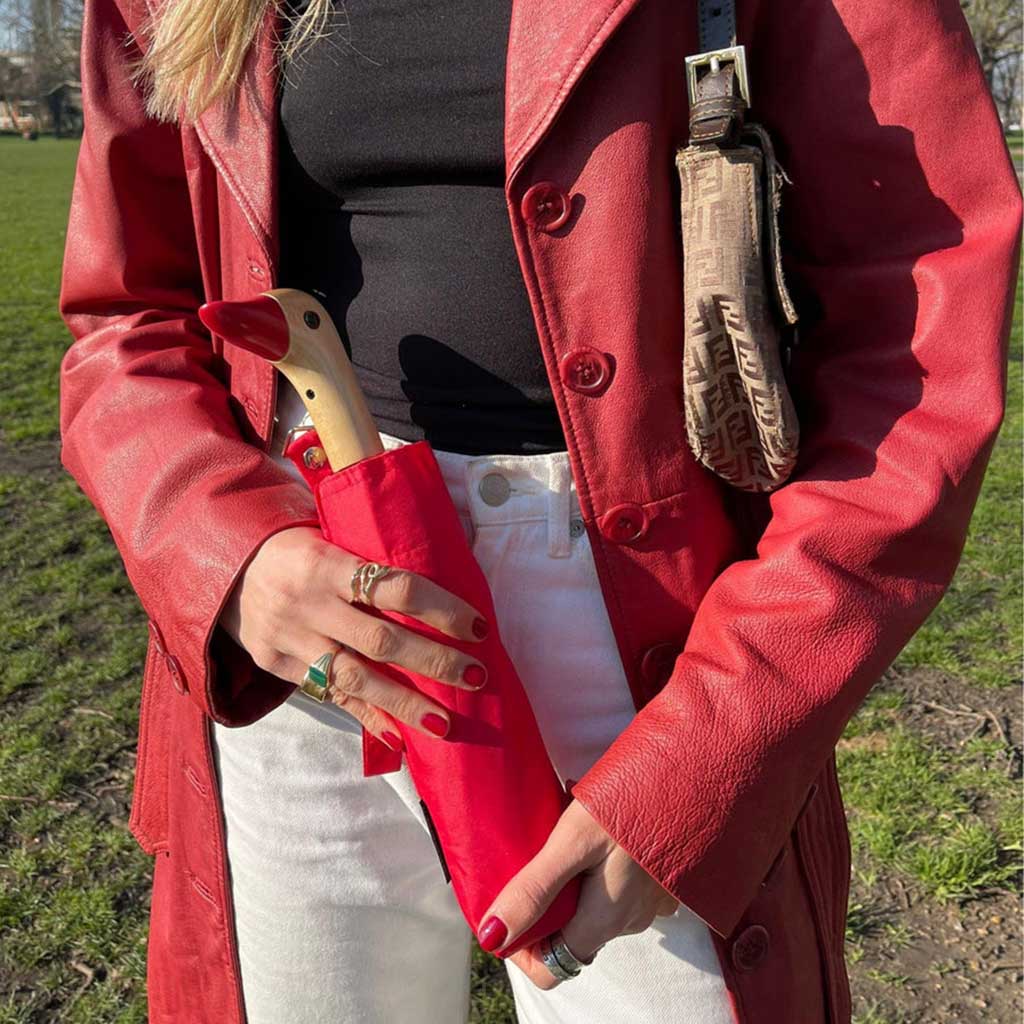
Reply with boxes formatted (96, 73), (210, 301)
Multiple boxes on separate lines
(0, 134), (1020, 1024)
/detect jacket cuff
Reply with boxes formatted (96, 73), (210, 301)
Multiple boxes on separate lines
(145, 484), (321, 727)
(204, 503), (323, 726)
(570, 656), (825, 940)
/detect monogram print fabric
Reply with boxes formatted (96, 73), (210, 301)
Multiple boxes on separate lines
(676, 133), (800, 492)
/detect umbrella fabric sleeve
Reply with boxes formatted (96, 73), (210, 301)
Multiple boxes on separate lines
(284, 428), (579, 956)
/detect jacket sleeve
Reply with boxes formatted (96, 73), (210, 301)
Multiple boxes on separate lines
(58, 0), (321, 726)
(571, 0), (1023, 938)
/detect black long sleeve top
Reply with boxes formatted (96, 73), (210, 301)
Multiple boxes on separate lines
(276, 0), (568, 454)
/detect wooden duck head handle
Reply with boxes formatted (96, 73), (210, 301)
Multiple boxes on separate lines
(198, 289), (384, 470)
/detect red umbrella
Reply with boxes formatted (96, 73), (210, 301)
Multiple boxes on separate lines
(198, 289), (578, 956)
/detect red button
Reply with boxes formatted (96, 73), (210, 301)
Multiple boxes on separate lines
(598, 503), (650, 543)
(521, 181), (572, 231)
(560, 347), (612, 395)
(148, 619), (166, 656)
(165, 653), (188, 695)
(639, 642), (681, 688)
(731, 924), (770, 972)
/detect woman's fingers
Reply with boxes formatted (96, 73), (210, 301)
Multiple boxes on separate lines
(270, 650), (404, 751)
(358, 565), (489, 644)
(311, 593), (489, 693)
(285, 630), (456, 740)
(477, 802), (604, 957)
(311, 538), (489, 643)
(325, 643), (454, 739)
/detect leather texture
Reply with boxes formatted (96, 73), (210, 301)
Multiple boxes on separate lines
(57, 0), (1022, 1021)
(282, 427), (579, 956)
(689, 61), (748, 147)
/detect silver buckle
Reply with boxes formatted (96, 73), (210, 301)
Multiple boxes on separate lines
(280, 423), (314, 457)
(685, 45), (750, 107)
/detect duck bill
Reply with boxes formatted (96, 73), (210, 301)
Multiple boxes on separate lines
(197, 295), (290, 362)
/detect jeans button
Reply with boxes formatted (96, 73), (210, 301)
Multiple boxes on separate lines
(478, 472), (511, 507)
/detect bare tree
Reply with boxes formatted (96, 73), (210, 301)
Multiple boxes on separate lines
(961, 0), (1023, 126)
(0, 0), (80, 133)
(0, 0), (80, 89)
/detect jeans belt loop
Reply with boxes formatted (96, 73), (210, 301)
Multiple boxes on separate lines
(546, 457), (573, 559)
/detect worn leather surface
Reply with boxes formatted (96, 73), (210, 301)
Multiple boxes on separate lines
(58, 0), (1022, 1021)
(689, 62), (748, 146)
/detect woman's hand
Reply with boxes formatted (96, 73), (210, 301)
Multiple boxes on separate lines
(218, 525), (490, 748)
(478, 799), (679, 989)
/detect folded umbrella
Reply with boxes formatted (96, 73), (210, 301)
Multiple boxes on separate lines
(198, 288), (578, 956)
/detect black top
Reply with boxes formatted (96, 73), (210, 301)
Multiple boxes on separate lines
(276, 0), (567, 454)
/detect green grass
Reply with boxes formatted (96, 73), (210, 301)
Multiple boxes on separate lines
(852, 1003), (909, 1024)
(838, 714), (1021, 901)
(0, 136), (77, 444)
(0, 132), (1021, 1023)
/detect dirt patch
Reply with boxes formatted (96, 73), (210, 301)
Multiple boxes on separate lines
(846, 669), (1022, 1023)
(899, 670), (1020, 771)
(848, 879), (1021, 1023)
(0, 438), (63, 478)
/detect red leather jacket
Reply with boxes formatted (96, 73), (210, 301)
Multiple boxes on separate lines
(58, 0), (1021, 1020)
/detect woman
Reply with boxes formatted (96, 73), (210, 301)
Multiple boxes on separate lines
(57, 0), (1021, 1021)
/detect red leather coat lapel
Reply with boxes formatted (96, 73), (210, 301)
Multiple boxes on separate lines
(503, 0), (647, 184)
(191, 1), (283, 272)
(169, 0), (649, 265)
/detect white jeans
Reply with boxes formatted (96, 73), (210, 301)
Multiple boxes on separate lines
(210, 427), (733, 1024)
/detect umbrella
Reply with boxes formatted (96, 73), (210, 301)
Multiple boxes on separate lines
(198, 289), (579, 956)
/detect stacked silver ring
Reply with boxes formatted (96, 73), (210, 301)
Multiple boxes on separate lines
(536, 930), (592, 981)
(350, 561), (393, 606)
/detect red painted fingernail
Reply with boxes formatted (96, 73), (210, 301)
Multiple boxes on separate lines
(381, 730), (403, 752)
(462, 664), (487, 689)
(478, 916), (508, 953)
(421, 713), (449, 738)
(472, 616), (490, 639)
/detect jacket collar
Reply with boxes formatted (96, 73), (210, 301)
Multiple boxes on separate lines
(186, 0), (645, 269)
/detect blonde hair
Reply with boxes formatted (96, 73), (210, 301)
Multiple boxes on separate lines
(128, 0), (332, 125)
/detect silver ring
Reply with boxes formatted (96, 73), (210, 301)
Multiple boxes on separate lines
(350, 561), (394, 607)
(537, 930), (591, 981)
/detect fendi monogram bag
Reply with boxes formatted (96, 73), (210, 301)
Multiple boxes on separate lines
(676, 2), (800, 493)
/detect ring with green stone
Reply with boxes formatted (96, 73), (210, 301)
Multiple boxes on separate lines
(299, 646), (341, 703)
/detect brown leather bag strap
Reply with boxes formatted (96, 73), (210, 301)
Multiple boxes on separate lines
(687, 0), (747, 147)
